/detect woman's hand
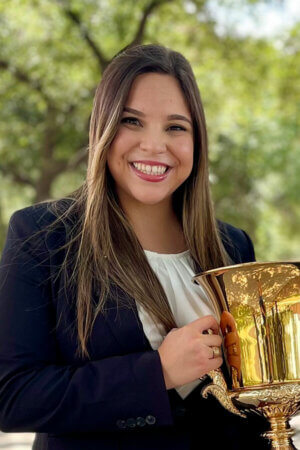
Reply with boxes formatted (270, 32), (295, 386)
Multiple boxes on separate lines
(157, 315), (223, 390)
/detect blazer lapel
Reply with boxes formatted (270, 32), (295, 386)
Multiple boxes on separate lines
(92, 283), (152, 356)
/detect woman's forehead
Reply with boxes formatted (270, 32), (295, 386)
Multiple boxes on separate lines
(125, 73), (191, 118)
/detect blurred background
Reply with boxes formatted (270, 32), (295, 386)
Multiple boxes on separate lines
(0, 0), (299, 448)
(0, 0), (299, 259)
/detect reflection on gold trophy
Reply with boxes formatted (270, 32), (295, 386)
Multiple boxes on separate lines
(193, 262), (300, 449)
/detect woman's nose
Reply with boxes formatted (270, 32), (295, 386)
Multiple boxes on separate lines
(139, 131), (167, 154)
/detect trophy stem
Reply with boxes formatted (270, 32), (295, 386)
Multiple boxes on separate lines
(262, 409), (296, 449)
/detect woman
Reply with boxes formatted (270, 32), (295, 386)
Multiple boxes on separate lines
(0, 44), (268, 449)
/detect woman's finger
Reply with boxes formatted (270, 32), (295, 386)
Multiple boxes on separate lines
(207, 356), (223, 371)
(188, 315), (219, 335)
(201, 334), (223, 347)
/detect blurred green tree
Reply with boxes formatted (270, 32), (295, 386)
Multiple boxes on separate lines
(0, 0), (299, 259)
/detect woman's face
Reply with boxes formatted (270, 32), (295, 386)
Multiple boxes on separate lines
(107, 73), (194, 209)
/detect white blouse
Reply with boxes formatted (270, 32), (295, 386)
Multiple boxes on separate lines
(136, 249), (218, 399)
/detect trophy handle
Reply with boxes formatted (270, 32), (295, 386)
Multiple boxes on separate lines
(201, 326), (246, 418)
(202, 368), (246, 418)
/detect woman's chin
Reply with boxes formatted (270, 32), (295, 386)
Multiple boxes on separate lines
(133, 195), (171, 207)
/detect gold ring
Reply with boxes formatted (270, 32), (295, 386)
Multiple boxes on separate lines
(212, 346), (221, 358)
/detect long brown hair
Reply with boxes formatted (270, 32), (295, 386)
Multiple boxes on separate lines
(30, 44), (231, 358)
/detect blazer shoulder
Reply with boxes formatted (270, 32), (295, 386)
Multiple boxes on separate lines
(9, 198), (75, 234)
(217, 220), (256, 264)
(5, 198), (76, 257)
(12, 198), (74, 227)
(2, 199), (76, 278)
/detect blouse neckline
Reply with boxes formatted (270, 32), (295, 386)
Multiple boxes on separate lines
(143, 249), (190, 260)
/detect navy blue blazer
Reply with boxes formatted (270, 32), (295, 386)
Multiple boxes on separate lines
(0, 201), (269, 450)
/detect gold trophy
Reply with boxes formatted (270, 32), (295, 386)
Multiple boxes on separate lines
(193, 262), (300, 449)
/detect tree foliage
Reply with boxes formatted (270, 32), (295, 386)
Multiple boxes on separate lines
(0, 0), (299, 259)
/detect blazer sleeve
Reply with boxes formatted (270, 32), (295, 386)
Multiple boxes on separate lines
(0, 209), (173, 433)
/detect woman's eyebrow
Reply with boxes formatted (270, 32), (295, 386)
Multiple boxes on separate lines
(123, 107), (192, 126)
(167, 114), (192, 126)
(123, 106), (145, 116)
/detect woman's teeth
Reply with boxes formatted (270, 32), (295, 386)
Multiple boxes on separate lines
(132, 162), (168, 175)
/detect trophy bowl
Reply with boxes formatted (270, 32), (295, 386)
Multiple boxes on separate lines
(193, 261), (300, 450)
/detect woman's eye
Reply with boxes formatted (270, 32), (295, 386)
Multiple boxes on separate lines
(169, 125), (186, 131)
(121, 117), (140, 126)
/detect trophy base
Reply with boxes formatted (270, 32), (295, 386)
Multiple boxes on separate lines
(203, 372), (300, 448)
(263, 414), (296, 450)
(232, 384), (300, 450)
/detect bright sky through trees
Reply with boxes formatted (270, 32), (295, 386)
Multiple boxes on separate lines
(203, 0), (300, 38)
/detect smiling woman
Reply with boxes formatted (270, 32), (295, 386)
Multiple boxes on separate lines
(0, 44), (269, 450)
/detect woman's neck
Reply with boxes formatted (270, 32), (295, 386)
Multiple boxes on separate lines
(121, 199), (187, 254)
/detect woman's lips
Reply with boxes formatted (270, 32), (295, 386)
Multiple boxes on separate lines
(129, 163), (171, 182)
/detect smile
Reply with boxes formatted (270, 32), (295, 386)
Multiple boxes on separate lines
(132, 162), (168, 175)
(129, 162), (171, 183)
